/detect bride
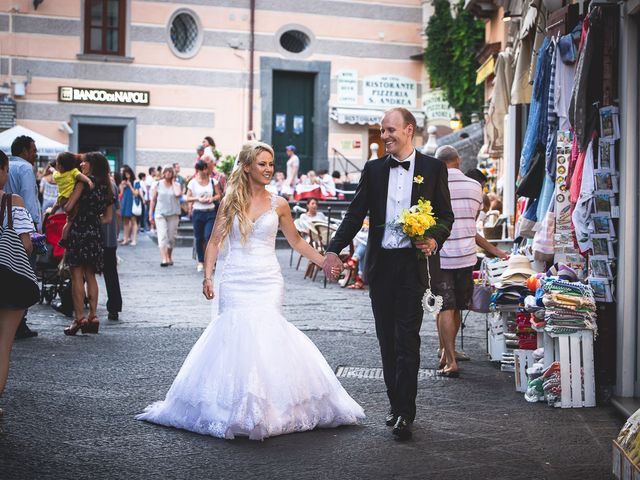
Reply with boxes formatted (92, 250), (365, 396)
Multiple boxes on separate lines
(137, 141), (365, 440)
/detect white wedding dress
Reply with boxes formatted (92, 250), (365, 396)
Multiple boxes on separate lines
(137, 194), (364, 440)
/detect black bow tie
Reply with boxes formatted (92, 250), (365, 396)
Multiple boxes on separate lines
(388, 158), (410, 171)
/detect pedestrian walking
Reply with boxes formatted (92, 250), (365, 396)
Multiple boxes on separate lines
(135, 172), (148, 233)
(62, 152), (114, 336)
(102, 180), (123, 321)
(137, 141), (364, 440)
(5, 135), (41, 339)
(186, 160), (221, 272)
(285, 145), (299, 191)
(119, 165), (138, 246)
(0, 150), (37, 416)
(432, 146), (483, 378)
(148, 164), (181, 267)
(323, 107), (454, 440)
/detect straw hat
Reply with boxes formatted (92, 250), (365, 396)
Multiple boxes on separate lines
(500, 255), (537, 280)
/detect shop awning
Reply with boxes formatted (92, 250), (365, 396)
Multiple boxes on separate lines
(0, 125), (68, 157)
(330, 106), (425, 128)
(476, 56), (496, 85)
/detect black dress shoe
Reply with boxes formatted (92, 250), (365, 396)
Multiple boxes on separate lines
(108, 312), (119, 321)
(385, 409), (398, 427)
(392, 416), (412, 440)
(15, 323), (38, 339)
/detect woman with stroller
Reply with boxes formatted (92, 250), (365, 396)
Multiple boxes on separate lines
(0, 150), (35, 414)
(62, 152), (114, 336)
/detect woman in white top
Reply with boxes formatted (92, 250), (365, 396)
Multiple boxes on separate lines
(186, 160), (222, 272)
(201, 136), (217, 163)
(298, 197), (327, 228)
(0, 151), (34, 415)
(149, 165), (182, 267)
(40, 164), (58, 212)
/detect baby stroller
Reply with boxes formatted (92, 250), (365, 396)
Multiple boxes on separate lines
(35, 211), (70, 305)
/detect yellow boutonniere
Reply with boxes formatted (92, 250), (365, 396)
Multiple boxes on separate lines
(413, 175), (424, 184)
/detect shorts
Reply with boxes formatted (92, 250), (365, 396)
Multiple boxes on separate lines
(433, 266), (474, 311)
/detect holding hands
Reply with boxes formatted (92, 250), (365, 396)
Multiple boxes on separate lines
(322, 252), (343, 282)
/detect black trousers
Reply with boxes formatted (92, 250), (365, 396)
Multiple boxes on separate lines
(368, 249), (429, 422)
(103, 247), (122, 314)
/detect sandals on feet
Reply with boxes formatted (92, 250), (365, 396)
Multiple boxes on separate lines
(436, 368), (460, 378)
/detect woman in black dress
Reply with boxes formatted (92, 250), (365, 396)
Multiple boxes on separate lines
(63, 152), (114, 335)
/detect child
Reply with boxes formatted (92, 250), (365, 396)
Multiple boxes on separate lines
(52, 152), (93, 247)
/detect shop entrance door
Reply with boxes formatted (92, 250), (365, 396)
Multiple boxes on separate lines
(78, 124), (125, 174)
(368, 127), (384, 159)
(271, 71), (314, 174)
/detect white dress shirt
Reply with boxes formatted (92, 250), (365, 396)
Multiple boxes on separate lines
(382, 149), (416, 249)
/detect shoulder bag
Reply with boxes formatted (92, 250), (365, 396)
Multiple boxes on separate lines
(0, 194), (40, 309)
(469, 259), (492, 313)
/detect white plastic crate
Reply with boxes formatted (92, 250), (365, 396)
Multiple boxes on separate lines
(514, 349), (535, 393)
(546, 330), (596, 408)
(485, 259), (509, 286)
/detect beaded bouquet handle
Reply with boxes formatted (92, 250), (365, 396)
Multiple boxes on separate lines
(422, 255), (443, 316)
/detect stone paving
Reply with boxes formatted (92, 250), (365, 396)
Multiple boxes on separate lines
(0, 234), (622, 479)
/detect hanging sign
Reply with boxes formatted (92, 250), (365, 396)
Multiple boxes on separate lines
(0, 98), (16, 130)
(336, 69), (358, 105)
(422, 89), (455, 121)
(363, 75), (417, 108)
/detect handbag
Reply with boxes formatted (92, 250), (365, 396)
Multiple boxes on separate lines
(0, 194), (40, 309)
(469, 260), (492, 313)
(131, 197), (143, 216)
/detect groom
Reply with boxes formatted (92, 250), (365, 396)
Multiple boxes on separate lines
(323, 108), (453, 440)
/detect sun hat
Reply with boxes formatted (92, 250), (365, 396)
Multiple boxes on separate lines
(500, 255), (537, 280)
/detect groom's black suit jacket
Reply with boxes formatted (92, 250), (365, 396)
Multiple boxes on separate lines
(327, 151), (454, 283)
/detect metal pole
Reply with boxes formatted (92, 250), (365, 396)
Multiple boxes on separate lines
(324, 206), (332, 288)
(248, 0), (255, 132)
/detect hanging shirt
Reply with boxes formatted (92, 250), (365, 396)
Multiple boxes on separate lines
(554, 36), (578, 131)
(571, 140), (595, 254)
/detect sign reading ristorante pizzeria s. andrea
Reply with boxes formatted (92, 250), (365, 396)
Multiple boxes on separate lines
(58, 86), (150, 106)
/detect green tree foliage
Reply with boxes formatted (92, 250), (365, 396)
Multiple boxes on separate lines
(424, 0), (485, 124)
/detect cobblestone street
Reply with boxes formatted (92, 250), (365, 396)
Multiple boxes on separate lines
(1, 236), (622, 479)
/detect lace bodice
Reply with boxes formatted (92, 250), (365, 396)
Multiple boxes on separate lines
(216, 194), (283, 313)
(224, 193), (279, 254)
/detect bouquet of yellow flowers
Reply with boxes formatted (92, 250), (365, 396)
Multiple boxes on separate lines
(390, 197), (451, 316)
(393, 197), (450, 246)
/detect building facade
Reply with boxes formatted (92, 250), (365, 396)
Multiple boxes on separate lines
(1, 0), (427, 175)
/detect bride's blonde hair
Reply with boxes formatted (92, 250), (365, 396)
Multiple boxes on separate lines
(217, 141), (275, 246)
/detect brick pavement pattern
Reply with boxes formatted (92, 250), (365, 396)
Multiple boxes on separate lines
(0, 236), (621, 479)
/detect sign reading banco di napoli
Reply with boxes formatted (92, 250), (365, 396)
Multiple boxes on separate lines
(58, 86), (150, 106)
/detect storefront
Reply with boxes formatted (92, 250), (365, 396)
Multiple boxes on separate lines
(472, 0), (640, 418)
(614, 0), (640, 408)
(58, 86), (147, 172)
